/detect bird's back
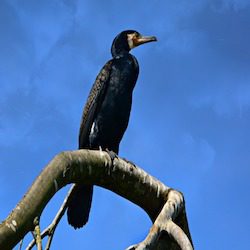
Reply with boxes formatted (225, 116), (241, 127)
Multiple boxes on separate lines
(78, 60), (113, 149)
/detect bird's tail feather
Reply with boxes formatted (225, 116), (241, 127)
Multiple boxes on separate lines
(67, 184), (93, 229)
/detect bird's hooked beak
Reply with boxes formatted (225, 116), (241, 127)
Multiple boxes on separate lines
(134, 35), (157, 46)
(127, 33), (157, 49)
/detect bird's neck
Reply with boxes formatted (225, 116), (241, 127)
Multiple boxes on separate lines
(111, 44), (130, 57)
(112, 49), (130, 58)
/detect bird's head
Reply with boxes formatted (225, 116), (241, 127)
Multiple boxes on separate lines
(111, 30), (157, 57)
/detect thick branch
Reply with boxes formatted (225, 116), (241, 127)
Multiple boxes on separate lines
(0, 149), (192, 249)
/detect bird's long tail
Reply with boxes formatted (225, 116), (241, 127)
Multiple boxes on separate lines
(67, 184), (93, 229)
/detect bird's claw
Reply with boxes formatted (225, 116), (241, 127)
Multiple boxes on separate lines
(105, 149), (118, 164)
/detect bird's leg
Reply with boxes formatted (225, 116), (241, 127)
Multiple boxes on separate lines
(105, 148), (118, 164)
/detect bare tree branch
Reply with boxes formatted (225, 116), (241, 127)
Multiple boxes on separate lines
(0, 149), (193, 250)
(18, 238), (23, 250)
(25, 186), (75, 250)
(126, 190), (193, 250)
(33, 218), (42, 250)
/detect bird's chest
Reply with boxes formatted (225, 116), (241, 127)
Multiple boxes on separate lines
(102, 58), (137, 118)
(99, 83), (132, 128)
(89, 87), (132, 150)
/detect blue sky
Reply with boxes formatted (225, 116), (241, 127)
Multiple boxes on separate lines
(1, 0), (250, 249)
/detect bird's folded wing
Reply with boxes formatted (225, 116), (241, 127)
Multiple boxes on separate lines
(78, 60), (113, 148)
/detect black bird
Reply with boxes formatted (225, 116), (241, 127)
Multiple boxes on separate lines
(67, 30), (157, 229)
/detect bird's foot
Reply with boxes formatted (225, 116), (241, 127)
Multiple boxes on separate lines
(105, 149), (118, 164)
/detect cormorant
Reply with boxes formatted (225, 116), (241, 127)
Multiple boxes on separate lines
(67, 30), (157, 229)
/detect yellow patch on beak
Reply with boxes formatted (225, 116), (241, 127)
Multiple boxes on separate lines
(127, 33), (137, 49)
